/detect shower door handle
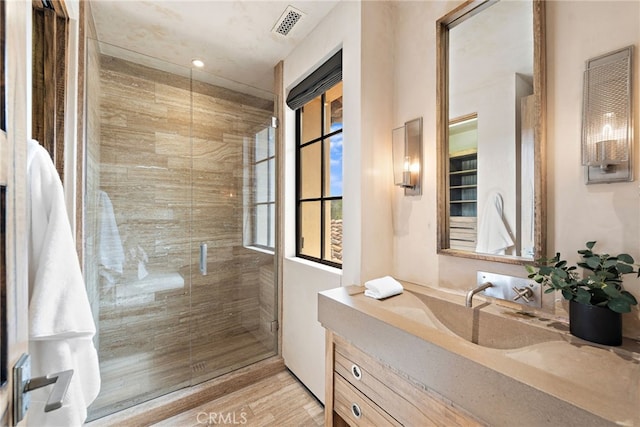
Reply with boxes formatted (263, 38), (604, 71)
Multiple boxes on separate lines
(13, 353), (74, 423)
(200, 243), (208, 275)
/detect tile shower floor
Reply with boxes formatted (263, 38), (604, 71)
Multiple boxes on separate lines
(90, 329), (275, 420)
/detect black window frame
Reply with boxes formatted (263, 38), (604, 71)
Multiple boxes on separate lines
(250, 126), (275, 252)
(295, 87), (343, 269)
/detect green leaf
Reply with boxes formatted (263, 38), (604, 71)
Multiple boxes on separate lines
(555, 268), (568, 279)
(618, 253), (634, 264)
(561, 289), (574, 300)
(616, 263), (634, 274)
(585, 256), (601, 270)
(552, 275), (570, 289)
(602, 284), (622, 299)
(554, 260), (567, 269)
(544, 288), (555, 294)
(576, 262), (590, 270)
(586, 241), (596, 249)
(575, 288), (591, 304)
(608, 299), (632, 313)
(603, 259), (618, 269)
(525, 265), (536, 274)
(621, 290), (638, 305)
(539, 266), (553, 275)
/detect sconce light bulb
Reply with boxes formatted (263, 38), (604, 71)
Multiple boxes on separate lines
(403, 156), (411, 172)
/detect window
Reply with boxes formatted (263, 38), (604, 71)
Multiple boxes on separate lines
(296, 81), (343, 267)
(250, 126), (275, 250)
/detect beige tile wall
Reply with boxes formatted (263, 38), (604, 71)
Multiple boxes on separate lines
(85, 53), (277, 417)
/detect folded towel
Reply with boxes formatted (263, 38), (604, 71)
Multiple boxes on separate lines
(364, 276), (404, 299)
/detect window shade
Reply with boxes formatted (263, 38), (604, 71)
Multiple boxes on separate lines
(286, 49), (342, 110)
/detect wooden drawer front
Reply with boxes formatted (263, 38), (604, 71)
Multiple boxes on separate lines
(334, 374), (400, 427)
(334, 349), (400, 415)
(334, 336), (484, 427)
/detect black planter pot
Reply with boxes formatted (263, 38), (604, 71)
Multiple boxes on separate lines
(569, 299), (622, 346)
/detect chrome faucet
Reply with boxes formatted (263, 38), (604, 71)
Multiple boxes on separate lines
(465, 282), (493, 308)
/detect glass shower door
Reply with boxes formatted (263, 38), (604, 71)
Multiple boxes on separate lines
(189, 74), (278, 384)
(84, 41), (278, 420)
(85, 41), (195, 419)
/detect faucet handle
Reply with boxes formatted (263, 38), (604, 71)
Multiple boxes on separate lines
(512, 286), (534, 303)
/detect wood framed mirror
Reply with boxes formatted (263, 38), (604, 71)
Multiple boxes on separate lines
(436, 0), (546, 264)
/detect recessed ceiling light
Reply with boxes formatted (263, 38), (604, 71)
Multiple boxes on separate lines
(191, 59), (204, 68)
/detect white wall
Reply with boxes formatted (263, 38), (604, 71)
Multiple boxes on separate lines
(282, 0), (361, 402)
(281, 0), (396, 401)
(360, 1), (395, 283)
(391, 0), (640, 337)
(392, 0), (452, 286)
(546, 0), (640, 336)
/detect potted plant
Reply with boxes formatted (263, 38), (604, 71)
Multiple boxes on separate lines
(526, 241), (639, 346)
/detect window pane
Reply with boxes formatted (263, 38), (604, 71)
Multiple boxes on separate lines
(256, 204), (268, 247)
(300, 201), (321, 258)
(269, 203), (275, 249)
(324, 133), (343, 197)
(301, 96), (322, 143)
(300, 143), (321, 199)
(255, 127), (269, 161)
(256, 161), (268, 203)
(268, 126), (275, 157)
(268, 158), (275, 202)
(325, 81), (343, 133)
(324, 200), (342, 265)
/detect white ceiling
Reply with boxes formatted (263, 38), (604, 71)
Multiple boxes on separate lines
(90, 0), (340, 96)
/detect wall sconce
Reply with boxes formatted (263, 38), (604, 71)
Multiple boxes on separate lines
(392, 117), (422, 196)
(581, 46), (634, 184)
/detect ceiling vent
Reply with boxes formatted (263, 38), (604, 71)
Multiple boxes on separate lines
(272, 6), (305, 37)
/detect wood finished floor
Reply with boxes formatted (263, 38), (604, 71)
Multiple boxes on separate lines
(152, 370), (324, 427)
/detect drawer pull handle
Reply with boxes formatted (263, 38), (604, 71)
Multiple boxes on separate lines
(351, 402), (362, 419)
(351, 364), (362, 380)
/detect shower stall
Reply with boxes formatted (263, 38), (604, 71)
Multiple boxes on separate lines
(83, 40), (278, 420)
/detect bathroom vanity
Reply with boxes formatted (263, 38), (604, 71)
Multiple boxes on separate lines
(319, 282), (640, 426)
(326, 331), (482, 426)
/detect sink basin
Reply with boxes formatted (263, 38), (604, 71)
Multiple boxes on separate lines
(405, 290), (567, 349)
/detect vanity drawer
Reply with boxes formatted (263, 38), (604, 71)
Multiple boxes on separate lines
(334, 374), (400, 427)
(333, 335), (483, 426)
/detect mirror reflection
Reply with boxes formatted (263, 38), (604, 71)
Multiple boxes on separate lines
(438, 0), (544, 262)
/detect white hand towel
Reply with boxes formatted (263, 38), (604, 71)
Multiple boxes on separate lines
(475, 192), (514, 255)
(364, 276), (404, 299)
(27, 140), (101, 426)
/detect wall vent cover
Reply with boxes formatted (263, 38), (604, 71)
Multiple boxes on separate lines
(272, 6), (304, 36)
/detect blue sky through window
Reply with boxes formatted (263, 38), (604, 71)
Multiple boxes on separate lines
(329, 123), (343, 196)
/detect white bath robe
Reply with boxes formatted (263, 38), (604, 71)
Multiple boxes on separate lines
(27, 140), (101, 426)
